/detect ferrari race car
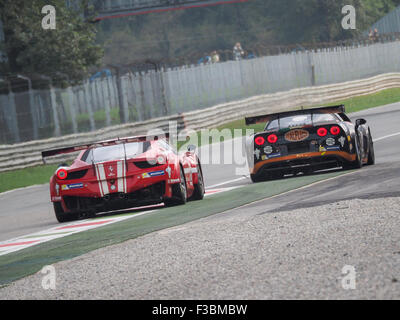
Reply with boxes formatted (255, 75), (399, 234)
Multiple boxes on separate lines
(245, 105), (375, 182)
(42, 135), (205, 223)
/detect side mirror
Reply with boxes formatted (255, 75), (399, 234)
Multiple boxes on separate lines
(187, 144), (196, 152)
(355, 118), (367, 127)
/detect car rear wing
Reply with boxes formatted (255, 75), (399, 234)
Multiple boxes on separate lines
(245, 105), (345, 125)
(41, 133), (170, 163)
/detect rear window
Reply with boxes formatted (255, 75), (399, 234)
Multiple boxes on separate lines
(81, 141), (151, 163)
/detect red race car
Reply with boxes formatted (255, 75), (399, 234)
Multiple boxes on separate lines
(41, 134), (205, 223)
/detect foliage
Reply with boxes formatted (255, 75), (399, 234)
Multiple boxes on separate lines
(95, 0), (400, 66)
(0, 0), (103, 83)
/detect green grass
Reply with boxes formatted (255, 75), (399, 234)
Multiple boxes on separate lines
(1, 87), (399, 194)
(0, 165), (58, 194)
(326, 88), (400, 113)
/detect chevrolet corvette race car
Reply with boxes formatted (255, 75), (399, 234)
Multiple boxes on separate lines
(245, 105), (375, 182)
(42, 135), (205, 223)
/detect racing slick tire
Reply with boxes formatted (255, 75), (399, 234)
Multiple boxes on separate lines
(344, 136), (362, 170)
(191, 160), (205, 201)
(53, 202), (78, 223)
(367, 130), (375, 165)
(250, 173), (261, 183)
(164, 166), (187, 207)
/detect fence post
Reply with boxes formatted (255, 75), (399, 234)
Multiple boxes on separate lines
(49, 85), (61, 136)
(83, 81), (96, 131)
(6, 82), (20, 143)
(16, 75), (38, 140)
(67, 86), (78, 133)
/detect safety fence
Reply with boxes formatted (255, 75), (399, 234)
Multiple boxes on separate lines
(1, 39), (400, 147)
(1, 72), (399, 172)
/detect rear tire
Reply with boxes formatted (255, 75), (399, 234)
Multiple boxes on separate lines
(53, 202), (78, 223)
(344, 136), (362, 170)
(367, 131), (375, 165)
(250, 174), (261, 183)
(164, 166), (187, 207)
(191, 161), (205, 201)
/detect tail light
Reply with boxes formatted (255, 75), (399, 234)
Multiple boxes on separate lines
(255, 136), (265, 146)
(330, 126), (341, 135)
(317, 128), (328, 137)
(56, 168), (68, 180)
(267, 134), (278, 144)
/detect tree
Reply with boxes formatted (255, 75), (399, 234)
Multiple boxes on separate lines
(0, 0), (103, 84)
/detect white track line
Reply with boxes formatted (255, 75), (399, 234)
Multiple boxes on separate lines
(207, 176), (248, 189)
(374, 132), (400, 142)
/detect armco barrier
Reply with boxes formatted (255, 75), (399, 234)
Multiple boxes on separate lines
(0, 73), (399, 172)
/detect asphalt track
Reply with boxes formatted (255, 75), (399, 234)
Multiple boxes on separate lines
(0, 102), (400, 298)
(0, 102), (399, 247)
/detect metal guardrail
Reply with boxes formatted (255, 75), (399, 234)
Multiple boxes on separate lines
(0, 72), (399, 172)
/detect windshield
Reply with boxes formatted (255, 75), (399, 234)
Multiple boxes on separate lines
(82, 141), (150, 163)
(265, 113), (337, 130)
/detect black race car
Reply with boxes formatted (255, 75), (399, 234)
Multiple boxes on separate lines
(245, 105), (375, 182)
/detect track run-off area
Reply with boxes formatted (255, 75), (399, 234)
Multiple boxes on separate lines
(0, 102), (400, 298)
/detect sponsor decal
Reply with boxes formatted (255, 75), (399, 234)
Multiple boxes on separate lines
(51, 196), (62, 201)
(168, 178), (180, 184)
(326, 138), (336, 146)
(264, 146), (273, 154)
(319, 146), (327, 152)
(339, 136), (346, 147)
(268, 153), (281, 158)
(261, 155), (267, 161)
(68, 183), (84, 189)
(254, 149), (261, 160)
(142, 170), (165, 179)
(285, 129), (309, 142)
(61, 183), (84, 191)
(326, 146), (341, 151)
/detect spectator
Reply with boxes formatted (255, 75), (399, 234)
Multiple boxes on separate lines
(211, 51), (220, 63)
(368, 29), (374, 42)
(233, 42), (244, 61)
(373, 28), (379, 42)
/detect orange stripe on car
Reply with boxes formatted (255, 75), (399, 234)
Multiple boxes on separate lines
(251, 151), (356, 174)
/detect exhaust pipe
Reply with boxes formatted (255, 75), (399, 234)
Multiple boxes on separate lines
(104, 194), (110, 201)
(119, 193), (127, 200)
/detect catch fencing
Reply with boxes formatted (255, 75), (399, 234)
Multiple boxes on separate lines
(1, 40), (400, 146)
(1, 72), (399, 172)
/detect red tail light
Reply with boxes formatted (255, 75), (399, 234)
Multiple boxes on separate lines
(255, 136), (265, 146)
(267, 134), (278, 144)
(330, 126), (340, 135)
(56, 168), (68, 180)
(317, 128), (328, 137)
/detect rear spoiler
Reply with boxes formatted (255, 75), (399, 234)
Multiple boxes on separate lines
(41, 133), (170, 162)
(245, 105), (345, 125)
